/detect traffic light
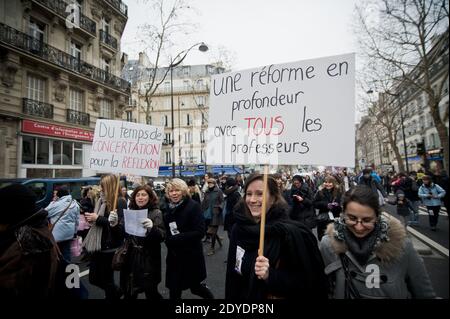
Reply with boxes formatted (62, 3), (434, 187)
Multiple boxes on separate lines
(416, 142), (425, 155)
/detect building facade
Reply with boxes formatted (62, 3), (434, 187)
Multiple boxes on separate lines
(123, 55), (229, 178)
(356, 32), (449, 173)
(0, 0), (130, 178)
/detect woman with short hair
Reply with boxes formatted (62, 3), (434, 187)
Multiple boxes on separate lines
(162, 178), (214, 299)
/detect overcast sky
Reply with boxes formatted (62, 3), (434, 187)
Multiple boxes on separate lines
(121, 0), (359, 71)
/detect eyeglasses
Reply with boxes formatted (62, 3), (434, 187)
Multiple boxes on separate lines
(344, 214), (376, 227)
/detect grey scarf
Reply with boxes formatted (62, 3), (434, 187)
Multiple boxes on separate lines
(333, 215), (390, 265)
(82, 193), (107, 253)
(168, 198), (185, 210)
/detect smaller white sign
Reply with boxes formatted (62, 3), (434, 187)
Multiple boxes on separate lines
(123, 209), (148, 237)
(89, 120), (164, 177)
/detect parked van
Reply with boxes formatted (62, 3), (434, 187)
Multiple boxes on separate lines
(0, 176), (126, 209)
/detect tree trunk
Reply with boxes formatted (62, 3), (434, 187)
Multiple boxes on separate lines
(430, 99), (449, 172)
(387, 127), (405, 172)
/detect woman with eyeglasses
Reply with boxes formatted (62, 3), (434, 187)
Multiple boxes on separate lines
(319, 185), (435, 299)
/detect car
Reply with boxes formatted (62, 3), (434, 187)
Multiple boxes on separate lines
(0, 176), (127, 209)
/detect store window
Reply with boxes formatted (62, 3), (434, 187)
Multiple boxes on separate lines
(23, 136), (36, 164)
(74, 143), (82, 165)
(23, 136), (85, 166)
(37, 138), (49, 164)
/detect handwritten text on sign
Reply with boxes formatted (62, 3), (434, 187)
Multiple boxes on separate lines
(89, 120), (163, 177)
(206, 53), (355, 167)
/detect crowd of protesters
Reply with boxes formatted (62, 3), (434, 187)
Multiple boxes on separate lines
(1, 163), (447, 299)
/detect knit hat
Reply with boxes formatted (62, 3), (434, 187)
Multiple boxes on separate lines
(226, 177), (237, 187)
(207, 178), (216, 184)
(0, 184), (38, 225)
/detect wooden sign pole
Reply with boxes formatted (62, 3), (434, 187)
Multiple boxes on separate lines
(258, 165), (270, 257)
(112, 174), (120, 211)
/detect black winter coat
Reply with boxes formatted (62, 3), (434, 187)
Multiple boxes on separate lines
(398, 177), (420, 201)
(289, 184), (316, 228)
(225, 201), (329, 299)
(313, 188), (342, 217)
(358, 177), (387, 198)
(163, 197), (207, 290)
(120, 206), (166, 296)
(223, 186), (241, 232)
(94, 197), (127, 251)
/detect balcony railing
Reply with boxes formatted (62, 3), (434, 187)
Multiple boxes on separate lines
(33, 0), (96, 36)
(153, 84), (209, 95)
(104, 0), (128, 17)
(67, 109), (90, 126)
(100, 30), (117, 50)
(23, 98), (54, 119)
(0, 23), (130, 94)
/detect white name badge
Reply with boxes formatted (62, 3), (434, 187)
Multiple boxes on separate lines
(235, 245), (245, 275)
(169, 221), (180, 235)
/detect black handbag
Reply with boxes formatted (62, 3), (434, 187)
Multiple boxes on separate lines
(339, 254), (362, 299)
(111, 239), (130, 271)
(316, 212), (331, 225)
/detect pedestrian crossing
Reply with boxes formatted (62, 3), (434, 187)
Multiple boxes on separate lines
(418, 206), (448, 216)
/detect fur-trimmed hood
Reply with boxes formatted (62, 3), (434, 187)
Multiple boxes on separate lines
(325, 213), (407, 264)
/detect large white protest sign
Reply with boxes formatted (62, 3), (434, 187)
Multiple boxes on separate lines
(89, 120), (163, 176)
(206, 53), (355, 167)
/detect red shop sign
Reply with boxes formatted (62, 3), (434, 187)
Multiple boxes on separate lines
(22, 120), (94, 142)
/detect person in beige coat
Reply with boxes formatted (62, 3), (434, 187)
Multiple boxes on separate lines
(319, 185), (436, 299)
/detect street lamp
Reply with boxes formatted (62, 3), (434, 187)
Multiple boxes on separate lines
(367, 89), (409, 173)
(170, 42), (208, 178)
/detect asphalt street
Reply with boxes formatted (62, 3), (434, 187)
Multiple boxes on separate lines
(79, 203), (449, 299)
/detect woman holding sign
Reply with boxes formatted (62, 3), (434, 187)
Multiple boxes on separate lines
(225, 174), (328, 299)
(162, 178), (214, 300)
(83, 174), (126, 299)
(119, 185), (165, 299)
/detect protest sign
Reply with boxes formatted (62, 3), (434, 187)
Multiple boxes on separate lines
(89, 120), (163, 177)
(206, 53), (355, 167)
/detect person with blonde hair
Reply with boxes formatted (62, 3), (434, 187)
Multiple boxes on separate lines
(162, 178), (214, 299)
(83, 174), (126, 299)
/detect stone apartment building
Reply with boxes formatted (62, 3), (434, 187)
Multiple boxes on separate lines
(356, 32), (449, 173)
(122, 53), (230, 177)
(0, 0), (130, 178)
